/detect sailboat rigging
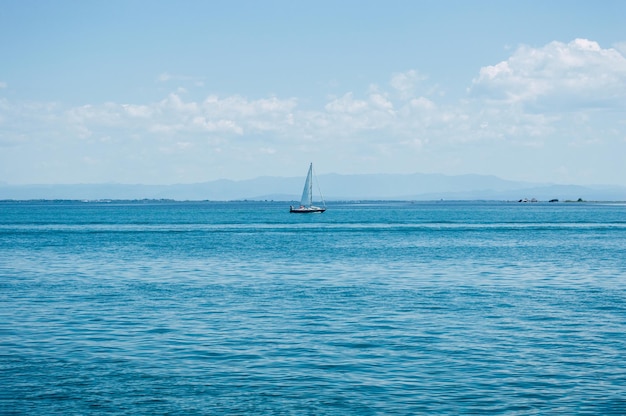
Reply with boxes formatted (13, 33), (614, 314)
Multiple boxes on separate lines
(290, 163), (326, 213)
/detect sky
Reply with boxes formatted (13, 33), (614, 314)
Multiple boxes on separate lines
(1, 0), (626, 186)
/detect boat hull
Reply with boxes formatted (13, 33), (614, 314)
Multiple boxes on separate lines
(290, 206), (326, 213)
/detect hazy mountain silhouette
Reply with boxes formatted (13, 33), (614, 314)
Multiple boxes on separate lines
(1, 173), (625, 201)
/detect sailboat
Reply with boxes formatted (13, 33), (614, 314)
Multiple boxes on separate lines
(290, 163), (326, 213)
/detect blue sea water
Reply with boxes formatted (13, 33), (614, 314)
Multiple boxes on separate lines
(1, 200), (626, 415)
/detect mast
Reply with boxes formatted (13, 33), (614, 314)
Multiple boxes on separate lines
(308, 163), (313, 206)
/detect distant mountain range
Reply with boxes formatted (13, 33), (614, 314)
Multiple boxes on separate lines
(1, 173), (625, 201)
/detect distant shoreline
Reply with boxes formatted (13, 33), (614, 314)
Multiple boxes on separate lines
(2, 199), (625, 204)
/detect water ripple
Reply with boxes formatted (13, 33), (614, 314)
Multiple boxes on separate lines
(2, 201), (626, 414)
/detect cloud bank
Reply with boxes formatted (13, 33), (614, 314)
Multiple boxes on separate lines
(1, 39), (625, 185)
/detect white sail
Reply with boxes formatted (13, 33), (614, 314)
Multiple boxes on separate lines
(299, 163), (313, 207)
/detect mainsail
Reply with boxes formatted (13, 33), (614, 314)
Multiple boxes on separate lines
(300, 163), (314, 207)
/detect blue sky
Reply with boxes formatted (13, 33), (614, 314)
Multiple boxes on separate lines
(1, 0), (626, 185)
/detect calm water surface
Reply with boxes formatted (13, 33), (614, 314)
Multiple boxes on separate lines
(1, 200), (626, 414)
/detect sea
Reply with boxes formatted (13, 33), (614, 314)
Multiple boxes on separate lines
(1, 200), (625, 415)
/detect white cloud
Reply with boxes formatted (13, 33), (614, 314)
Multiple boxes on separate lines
(0, 82), (7, 89)
(324, 93), (369, 114)
(390, 70), (427, 99)
(157, 72), (204, 86)
(192, 116), (243, 134)
(320, 92), (398, 135)
(122, 104), (153, 118)
(202, 95), (297, 118)
(2, 38), (626, 185)
(369, 93), (394, 112)
(616, 41), (626, 55)
(160, 93), (198, 113)
(157, 72), (171, 82)
(470, 39), (626, 110)
(407, 97), (435, 110)
(56, 93), (298, 140)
